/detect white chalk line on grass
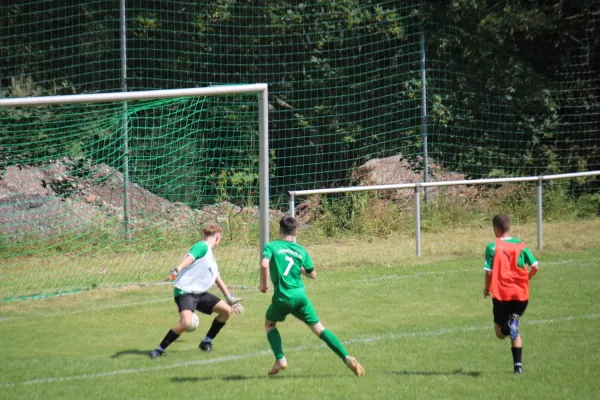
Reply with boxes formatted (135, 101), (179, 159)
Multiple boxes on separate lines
(321, 258), (599, 287)
(353, 269), (467, 284)
(1, 257), (597, 323)
(1, 312), (598, 388)
(0, 298), (172, 322)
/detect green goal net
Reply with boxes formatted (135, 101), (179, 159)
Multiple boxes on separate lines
(0, 94), (261, 301)
(1, 1), (599, 301)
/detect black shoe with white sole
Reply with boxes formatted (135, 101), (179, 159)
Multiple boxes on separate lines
(514, 364), (523, 374)
(149, 349), (163, 359)
(199, 341), (213, 352)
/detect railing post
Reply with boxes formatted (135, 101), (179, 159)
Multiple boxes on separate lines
(289, 194), (295, 218)
(120, 0), (130, 241)
(415, 185), (422, 256)
(537, 178), (543, 250)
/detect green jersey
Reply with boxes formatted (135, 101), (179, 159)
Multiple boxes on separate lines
(262, 240), (314, 298)
(484, 237), (538, 271)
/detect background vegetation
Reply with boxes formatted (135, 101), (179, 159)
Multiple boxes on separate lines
(1, 0), (598, 202)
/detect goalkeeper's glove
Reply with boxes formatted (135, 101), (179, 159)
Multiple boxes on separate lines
(225, 293), (245, 315)
(167, 268), (179, 282)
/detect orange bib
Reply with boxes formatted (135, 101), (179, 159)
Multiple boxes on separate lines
(490, 239), (530, 301)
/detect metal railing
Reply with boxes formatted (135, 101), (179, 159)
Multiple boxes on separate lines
(288, 170), (600, 256)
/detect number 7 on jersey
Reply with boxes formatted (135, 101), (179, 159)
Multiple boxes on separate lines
(283, 256), (294, 276)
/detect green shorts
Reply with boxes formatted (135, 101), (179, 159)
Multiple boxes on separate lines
(265, 295), (320, 326)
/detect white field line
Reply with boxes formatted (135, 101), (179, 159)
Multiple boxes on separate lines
(0, 258), (597, 323)
(0, 298), (172, 322)
(352, 269), (467, 284)
(1, 312), (598, 388)
(349, 258), (598, 284)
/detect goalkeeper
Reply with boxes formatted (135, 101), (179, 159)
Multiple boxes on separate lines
(149, 224), (243, 358)
(260, 216), (365, 376)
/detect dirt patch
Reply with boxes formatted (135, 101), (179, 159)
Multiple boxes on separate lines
(0, 158), (281, 238)
(352, 155), (479, 201)
(294, 155), (519, 222)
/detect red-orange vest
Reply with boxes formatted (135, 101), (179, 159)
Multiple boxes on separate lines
(490, 239), (530, 301)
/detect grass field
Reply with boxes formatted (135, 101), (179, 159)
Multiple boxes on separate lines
(1, 239), (599, 400)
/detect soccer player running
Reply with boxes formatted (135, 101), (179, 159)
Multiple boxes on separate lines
(483, 214), (539, 374)
(149, 224), (244, 358)
(259, 216), (365, 377)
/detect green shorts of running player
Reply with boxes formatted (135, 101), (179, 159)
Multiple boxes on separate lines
(266, 294), (320, 326)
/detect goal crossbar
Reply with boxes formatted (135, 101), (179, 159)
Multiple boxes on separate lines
(0, 84), (268, 106)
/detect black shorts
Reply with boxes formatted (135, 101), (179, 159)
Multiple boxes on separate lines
(492, 298), (528, 326)
(174, 292), (221, 315)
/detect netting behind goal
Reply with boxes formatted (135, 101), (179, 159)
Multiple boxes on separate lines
(2, 2), (599, 301)
(0, 95), (261, 301)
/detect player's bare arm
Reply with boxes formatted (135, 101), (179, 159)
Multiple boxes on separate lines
(301, 266), (317, 279)
(259, 257), (270, 293)
(214, 275), (230, 297)
(483, 270), (491, 298)
(214, 275), (244, 314)
(168, 254), (195, 281)
(528, 263), (539, 280)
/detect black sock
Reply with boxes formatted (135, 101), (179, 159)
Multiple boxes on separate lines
(203, 318), (226, 342)
(158, 329), (180, 351)
(511, 347), (522, 365)
(500, 324), (510, 336)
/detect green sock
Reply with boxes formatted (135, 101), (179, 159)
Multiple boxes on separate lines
(319, 329), (349, 361)
(267, 328), (284, 360)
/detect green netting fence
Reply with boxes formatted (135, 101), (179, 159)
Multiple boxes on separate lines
(1, 1), (599, 301)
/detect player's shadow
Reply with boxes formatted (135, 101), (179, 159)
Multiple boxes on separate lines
(111, 349), (152, 358)
(172, 375), (261, 382)
(172, 374), (334, 382)
(391, 369), (482, 378)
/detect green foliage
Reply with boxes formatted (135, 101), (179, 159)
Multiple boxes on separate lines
(426, 1), (599, 182)
(309, 193), (410, 237)
(302, 183), (599, 242)
(215, 168), (259, 205)
(576, 193), (600, 217)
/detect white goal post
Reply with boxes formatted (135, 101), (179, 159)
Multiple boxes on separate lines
(288, 170), (600, 256)
(0, 84), (270, 252)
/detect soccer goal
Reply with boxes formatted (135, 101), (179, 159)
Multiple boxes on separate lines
(0, 84), (269, 301)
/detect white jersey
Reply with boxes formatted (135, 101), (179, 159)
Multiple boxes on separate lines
(174, 241), (219, 294)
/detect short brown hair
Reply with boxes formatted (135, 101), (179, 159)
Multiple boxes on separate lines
(492, 214), (510, 234)
(279, 215), (297, 236)
(203, 224), (223, 237)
